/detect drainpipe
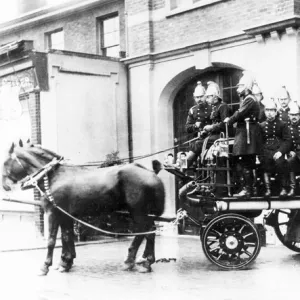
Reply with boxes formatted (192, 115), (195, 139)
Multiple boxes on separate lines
(126, 65), (133, 163)
(124, 8), (133, 162)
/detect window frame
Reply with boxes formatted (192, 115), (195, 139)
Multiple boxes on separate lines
(96, 13), (120, 58)
(45, 28), (64, 50)
(166, 0), (225, 17)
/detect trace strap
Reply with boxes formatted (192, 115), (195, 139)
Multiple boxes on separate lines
(40, 176), (158, 237)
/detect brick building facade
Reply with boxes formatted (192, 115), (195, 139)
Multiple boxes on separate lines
(1, 0), (300, 236)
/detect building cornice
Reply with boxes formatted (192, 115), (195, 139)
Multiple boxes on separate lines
(123, 16), (300, 66)
(243, 16), (300, 36)
(48, 49), (120, 62)
(0, 0), (117, 36)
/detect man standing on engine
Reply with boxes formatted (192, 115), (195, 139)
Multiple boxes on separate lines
(224, 71), (262, 198)
(252, 83), (266, 122)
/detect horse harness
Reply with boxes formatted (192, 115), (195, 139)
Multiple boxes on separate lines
(11, 155), (166, 237)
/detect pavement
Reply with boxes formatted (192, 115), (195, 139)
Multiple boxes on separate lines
(0, 235), (299, 300)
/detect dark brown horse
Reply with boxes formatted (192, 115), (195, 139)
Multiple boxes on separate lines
(2, 141), (165, 275)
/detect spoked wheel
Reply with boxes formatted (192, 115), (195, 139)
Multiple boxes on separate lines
(271, 209), (300, 253)
(201, 213), (261, 270)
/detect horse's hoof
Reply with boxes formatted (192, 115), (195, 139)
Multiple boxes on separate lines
(38, 266), (49, 276)
(58, 266), (71, 273)
(53, 265), (59, 270)
(136, 256), (147, 265)
(122, 261), (135, 271)
(136, 261), (152, 273)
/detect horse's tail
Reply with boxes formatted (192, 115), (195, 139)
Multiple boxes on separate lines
(152, 159), (162, 175)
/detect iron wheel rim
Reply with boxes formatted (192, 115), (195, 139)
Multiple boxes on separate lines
(273, 209), (300, 253)
(202, 213), (261, 270)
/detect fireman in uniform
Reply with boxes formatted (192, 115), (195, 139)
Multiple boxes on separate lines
(277, 86), (291, 124)
(252, 83), (266, 122)
(259, 100), (292, 198)
(185, 81), (212, 168)
(203, 81), (232, 197)
(286, 103), (300, 197)
(203, 81), (232, 138)
(224, 71), (262, 198)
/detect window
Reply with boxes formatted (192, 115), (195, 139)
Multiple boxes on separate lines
(222, 69), (243, 113)
(167, 0), (224, 15)
(46, 29), (64, 50)
(98, 15), (120, 58)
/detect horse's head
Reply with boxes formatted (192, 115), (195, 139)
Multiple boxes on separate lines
(2, 140), (62, 191)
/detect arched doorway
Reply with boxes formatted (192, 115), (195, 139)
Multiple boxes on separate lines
(173, 66), (243, 235)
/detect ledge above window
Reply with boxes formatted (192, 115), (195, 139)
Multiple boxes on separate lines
(166, 0), (227, 17)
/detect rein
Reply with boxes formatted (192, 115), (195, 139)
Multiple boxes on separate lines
(16, 156), (164, 237)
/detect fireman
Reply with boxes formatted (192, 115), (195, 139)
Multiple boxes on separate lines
(224, 71), (262, 198)
(277, 86), (291, 124)
(259, 100), (292, 198)
(286, 103), (300, 197)
(185, 81), (212, 168)
(252, 83), (266, 122)
(203, 81), (231, 139)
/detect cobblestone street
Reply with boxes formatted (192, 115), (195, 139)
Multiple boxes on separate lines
(0, 235), (299, 300)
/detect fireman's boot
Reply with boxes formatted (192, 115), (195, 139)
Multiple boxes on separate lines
(233, 168), (253, 198)
(263, 173), (271, 198)
(287, 172), (296, 198)
(279, 175), (288, 199)
(252, 169), (258, 197)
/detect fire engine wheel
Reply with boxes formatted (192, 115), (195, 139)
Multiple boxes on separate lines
(272, 209), (300, 253)
(201, 213), (261, 270)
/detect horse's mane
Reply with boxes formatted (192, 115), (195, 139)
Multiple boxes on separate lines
(29, 145), (62, 160)
(13, 143), (62, 168)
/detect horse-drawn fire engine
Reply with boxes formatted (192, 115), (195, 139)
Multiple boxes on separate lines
(165, 132), (300, 270)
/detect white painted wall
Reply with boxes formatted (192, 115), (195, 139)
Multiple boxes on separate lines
(41, 53), (128, 164)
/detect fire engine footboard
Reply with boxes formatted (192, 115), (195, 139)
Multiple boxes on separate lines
(215, 198), (300, 211)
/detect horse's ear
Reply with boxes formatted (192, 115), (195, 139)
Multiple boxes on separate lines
(26, 139), (33, 147)
(9, 143), (15, 154)
(19, 139), (23, 147)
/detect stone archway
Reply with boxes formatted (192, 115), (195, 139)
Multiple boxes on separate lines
(156, 63), (243, 153)
(156, 63), (243, 232)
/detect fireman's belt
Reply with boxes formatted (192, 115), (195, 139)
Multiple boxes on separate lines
(265, 138), (279, 145)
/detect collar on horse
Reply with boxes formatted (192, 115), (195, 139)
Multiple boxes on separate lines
(20, 157), (63, 191)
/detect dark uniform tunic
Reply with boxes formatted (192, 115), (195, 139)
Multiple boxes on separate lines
(209, 101), (232, 197)
(186, 102), (212, 155)
(258, 102), (266, 123)
(210, 101), (231, 136)
(259, 117), (291, 175)
(227, 94), (262, 157)
(278, 107), (290, 124)
(287, 120), (300, 172)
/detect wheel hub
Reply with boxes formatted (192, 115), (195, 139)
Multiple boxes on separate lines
(225, 236), (238, 249)
(220, 231), (243, 254)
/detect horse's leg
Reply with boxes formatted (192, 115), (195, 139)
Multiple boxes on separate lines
(59, 218), (76, 273)
(123, 234), (145, 271)
(136, 219), (156, 273)
(39, 210), (59, 276)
